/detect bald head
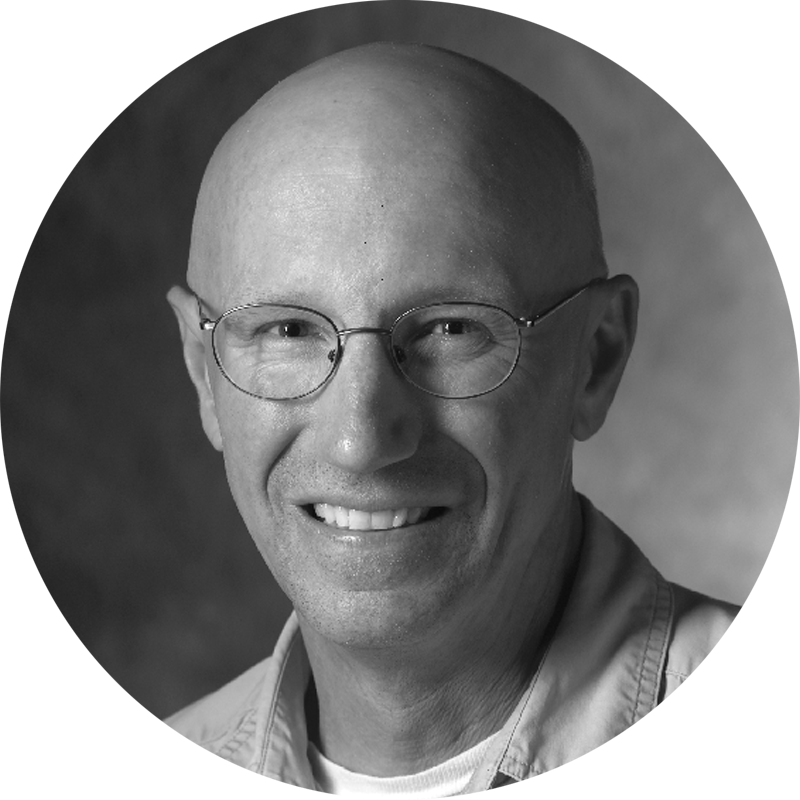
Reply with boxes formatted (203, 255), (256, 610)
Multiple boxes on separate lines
(188, 43), (606, 302)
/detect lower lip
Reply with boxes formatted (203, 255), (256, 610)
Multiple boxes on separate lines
(295, 507), (455, 589)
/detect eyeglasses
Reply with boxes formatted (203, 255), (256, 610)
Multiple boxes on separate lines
(197, 279), (601, 400)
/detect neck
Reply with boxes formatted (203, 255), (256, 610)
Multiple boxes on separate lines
(298, 490), (584, 777)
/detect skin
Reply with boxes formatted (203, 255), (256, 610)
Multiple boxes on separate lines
(168, 43), (638, 776)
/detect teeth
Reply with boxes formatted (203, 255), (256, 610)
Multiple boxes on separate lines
(370, 510), (395, 530)
(334, 506), (349, 528)
(312, 504), (429, 531)
(348, 510), (371, 531)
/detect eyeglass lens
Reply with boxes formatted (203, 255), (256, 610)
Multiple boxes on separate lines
(212, 304), (521, 400)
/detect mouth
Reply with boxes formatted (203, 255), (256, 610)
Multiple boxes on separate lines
(306, 503), (443, 531)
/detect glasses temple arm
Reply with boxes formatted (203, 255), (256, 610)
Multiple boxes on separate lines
(520, 277), (606, 328)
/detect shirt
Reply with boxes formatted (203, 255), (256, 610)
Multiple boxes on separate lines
(166, 497), (738, 792)
(307, 732), (499, 795)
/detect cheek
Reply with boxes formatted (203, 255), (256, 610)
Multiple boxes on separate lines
(213, 386), (303, 523)
(446, 354), (579, 523)
(214, 392), (320, 603)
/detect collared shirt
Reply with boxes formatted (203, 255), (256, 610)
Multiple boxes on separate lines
(167, 497), (737, 792)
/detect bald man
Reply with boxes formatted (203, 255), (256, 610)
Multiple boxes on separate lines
(166, 43), (736, 793)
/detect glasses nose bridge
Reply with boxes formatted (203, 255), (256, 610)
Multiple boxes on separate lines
(337, 325), (394, 341)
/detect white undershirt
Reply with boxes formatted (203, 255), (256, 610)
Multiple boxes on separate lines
(307, 732), (499, 797)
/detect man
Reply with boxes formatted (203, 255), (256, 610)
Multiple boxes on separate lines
(166, 42), (736, 793)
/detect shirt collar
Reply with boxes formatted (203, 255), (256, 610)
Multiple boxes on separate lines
(249, 617), (315, 786)
(252, 496), (674, 792)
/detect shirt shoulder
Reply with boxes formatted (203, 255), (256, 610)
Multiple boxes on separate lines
(635, 586), (800, 800)
(51, 657), (275, 800)
(666, 586), (800, 713)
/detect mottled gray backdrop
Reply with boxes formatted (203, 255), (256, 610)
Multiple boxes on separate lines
(2, 1), (796, 719)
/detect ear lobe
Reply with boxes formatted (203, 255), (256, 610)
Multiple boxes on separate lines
(166, 285), (224, 451)
(571, 275), (639, 442)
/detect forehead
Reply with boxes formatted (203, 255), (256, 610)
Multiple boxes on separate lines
(216, 167), (542, 320)
(190, 53), (581, 310)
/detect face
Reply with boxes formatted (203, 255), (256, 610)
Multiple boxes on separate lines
(191, 70), (592, 649)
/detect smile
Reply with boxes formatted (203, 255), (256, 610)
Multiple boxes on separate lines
(311, 503), (434, 531)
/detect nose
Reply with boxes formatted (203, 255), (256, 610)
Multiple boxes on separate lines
(312, 332), (423, 474)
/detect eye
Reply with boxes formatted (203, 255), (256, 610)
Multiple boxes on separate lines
(220, 305), (339, 355)
(421, 317), (490, 342)
(428, 319), (475, 336)
(244, 317), (331, 342)
(263, 320), (316, 338)
(402, 315), (496, 362)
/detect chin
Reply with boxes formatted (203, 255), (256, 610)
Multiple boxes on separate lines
(294, 581), (464, 651)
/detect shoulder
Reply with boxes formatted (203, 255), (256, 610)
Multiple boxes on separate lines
(51, 657), (275, 800)
(666, 586), (800, 713)
(641, 586), (800, 800)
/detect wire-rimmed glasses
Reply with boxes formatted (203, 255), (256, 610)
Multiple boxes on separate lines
(197, 279), (601, 400)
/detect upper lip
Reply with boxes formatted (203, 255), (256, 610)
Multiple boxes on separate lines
(293, 493), (457, 512)
(300, 500), (446, 512)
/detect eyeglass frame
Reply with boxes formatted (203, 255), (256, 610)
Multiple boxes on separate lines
(195, 276), (605, 401)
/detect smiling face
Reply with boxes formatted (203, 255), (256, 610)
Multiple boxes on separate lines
(178, 45), (612, 648)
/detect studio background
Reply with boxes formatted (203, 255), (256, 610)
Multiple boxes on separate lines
(2, 1), (796, 720)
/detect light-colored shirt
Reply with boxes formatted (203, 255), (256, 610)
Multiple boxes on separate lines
(166, 497), (737, 792)
(307, 732), (500, 796)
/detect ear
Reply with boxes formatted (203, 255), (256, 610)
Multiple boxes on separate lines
(166, 285), (224, 451)
(571, 275), (639, 442)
